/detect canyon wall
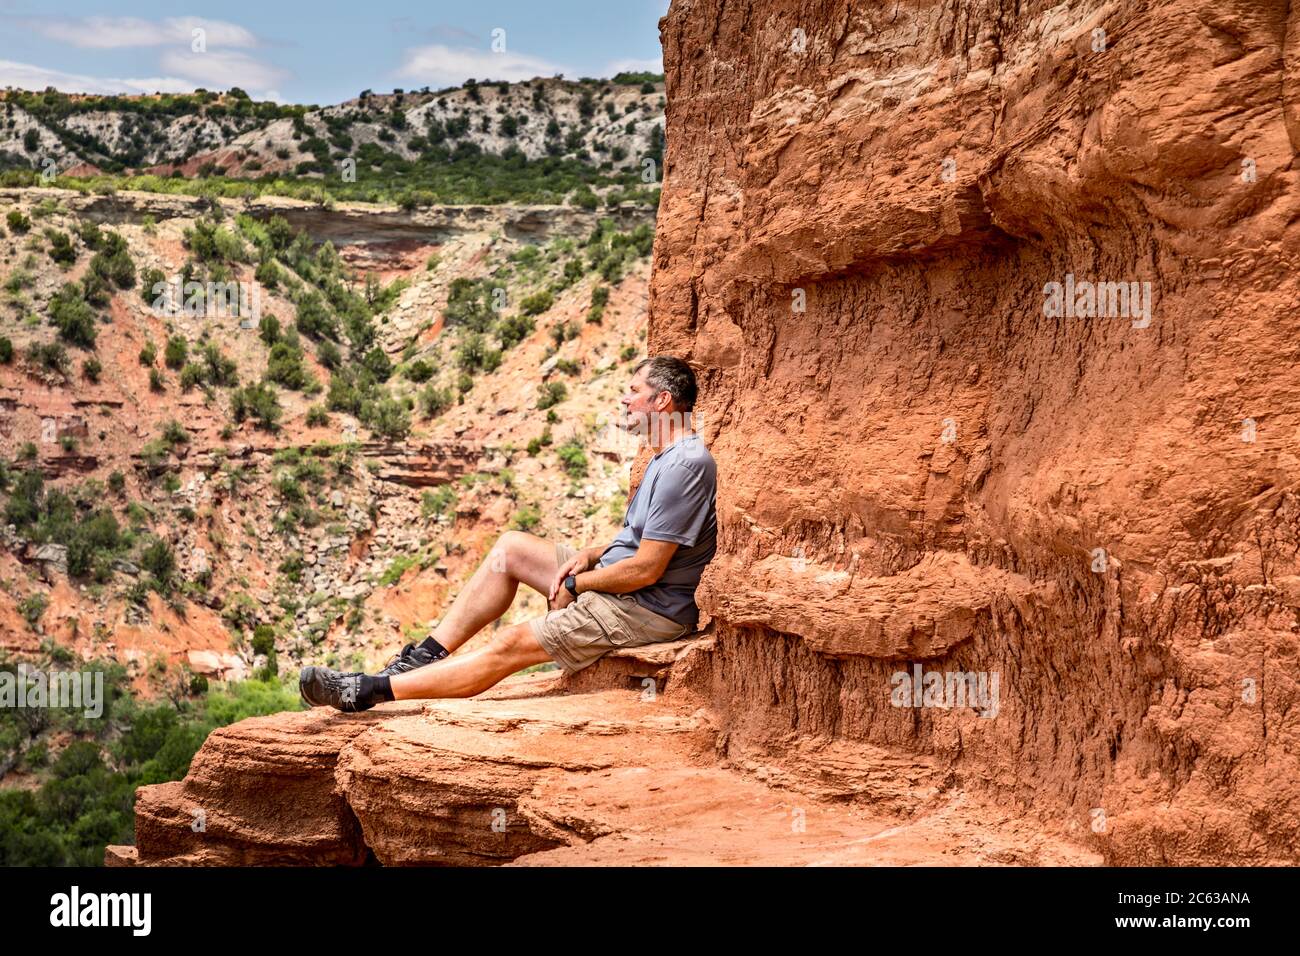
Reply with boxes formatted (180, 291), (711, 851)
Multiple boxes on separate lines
(653, 0), (1300, 863)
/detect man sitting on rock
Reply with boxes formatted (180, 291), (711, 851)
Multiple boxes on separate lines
(299, 355), (717, 712)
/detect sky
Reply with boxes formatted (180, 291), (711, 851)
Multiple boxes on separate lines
(0, 1), (670, 104)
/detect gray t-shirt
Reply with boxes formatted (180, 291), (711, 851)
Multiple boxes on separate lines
(595, 432), (717, 628)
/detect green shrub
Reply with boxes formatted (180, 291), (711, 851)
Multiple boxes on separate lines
(183, 218), (248, 264)
(363, 395), (410, 441)
(527, 427), (554, 455)
(536, 380), (567, 409)
(255, 259), (280, 289)
(27, 341), (69, 374)
(404, 359), (434, 382)
(251, 625), (276, 657)
(360, 347), (393, 382)
(441, 278), (497, 333)
(316, 338), (342, 370)
(49, 283), (97, 348)
(550, 320), (578, 345)
(570, 187), (598, 211)
(230, 382), (282, 431)
(511, 505), (542, 532)
(139, 537), (176, 584)
(89, 233), (135, 288)
(265, 341), (315, 391)
(295, 292), (338, 340)
(139, 267), (167, 306)
(519, 290), (554, 316)
(378, 555), (418, 586)
(589, 286), (611, 323)
(4, 267), (34, 294)
(420, 485), (456, 519)
(66, 510), (123, 580)
(161, 420), (189, 447)
(496, 314), (535, 349)
(258, 314), (281, 345)
(455, 333), (502, 374)
(78, 221), (103, 249)
(419, 385), (452, 419)
(556, 440), (588, 479)
(200, 342), (239, 387)
(46, 230), (77, 266)
(81, 357), (102, 382)
(164, 335), (188, 369)
(18, 592), (49, 628)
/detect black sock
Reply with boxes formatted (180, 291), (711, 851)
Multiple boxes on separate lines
(418, 636), (450, 660)
(357, 674), (394, 709)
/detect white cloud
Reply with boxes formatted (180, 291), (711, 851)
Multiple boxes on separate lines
(159, 50), (288, 94)
(21, 16), (259, 50)
(396, 44), (567, 87)
(0, 58), (192, 95)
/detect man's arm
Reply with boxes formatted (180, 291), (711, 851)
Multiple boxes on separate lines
(549, 543), (607, 602)
(573, 538), (677, 595)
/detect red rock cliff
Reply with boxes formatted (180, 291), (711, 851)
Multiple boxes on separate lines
(654, 0), (1300, 863)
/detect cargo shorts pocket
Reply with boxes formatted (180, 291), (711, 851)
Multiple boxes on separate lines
(604, 594), (687, 646)
(578, 593), (636, 647)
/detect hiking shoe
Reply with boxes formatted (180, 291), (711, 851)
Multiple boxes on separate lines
(376, 641), (447, 677)
(299, 666), (363, 712)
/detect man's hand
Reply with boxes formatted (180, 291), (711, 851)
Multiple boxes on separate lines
(549, 587), (576, 612)
(549, 548), (595, 606)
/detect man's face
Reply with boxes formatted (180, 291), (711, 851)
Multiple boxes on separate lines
(619, 367), (669, 436)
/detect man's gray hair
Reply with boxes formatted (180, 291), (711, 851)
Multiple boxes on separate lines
(633, 355), (698, 412)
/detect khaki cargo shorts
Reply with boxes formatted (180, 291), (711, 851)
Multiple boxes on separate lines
(529, 542), (691, 675)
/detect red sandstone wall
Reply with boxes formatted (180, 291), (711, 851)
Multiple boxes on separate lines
(653, 0), (1300, 863)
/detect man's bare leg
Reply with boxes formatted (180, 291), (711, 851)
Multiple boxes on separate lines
(299, 532), (562, 711)
(428, 530), (561, 654)
(389, 621), (552, 700)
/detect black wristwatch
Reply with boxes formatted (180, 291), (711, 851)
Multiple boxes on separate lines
(564, 574), (578, 597)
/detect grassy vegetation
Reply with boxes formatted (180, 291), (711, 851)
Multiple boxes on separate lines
(1, 146), (661, 208)
(0, 648), (302, 866)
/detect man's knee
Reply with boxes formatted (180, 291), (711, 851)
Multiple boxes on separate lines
(490, 529), (542, 576)
(487, 621), (551, 668)
(496, 528), (543, 552)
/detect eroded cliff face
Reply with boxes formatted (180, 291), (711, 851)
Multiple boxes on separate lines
(654, 0), (1300, 864)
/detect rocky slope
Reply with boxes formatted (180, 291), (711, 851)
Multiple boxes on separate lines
(0, 79), (665, 184)
(0, 184), (656, 745)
